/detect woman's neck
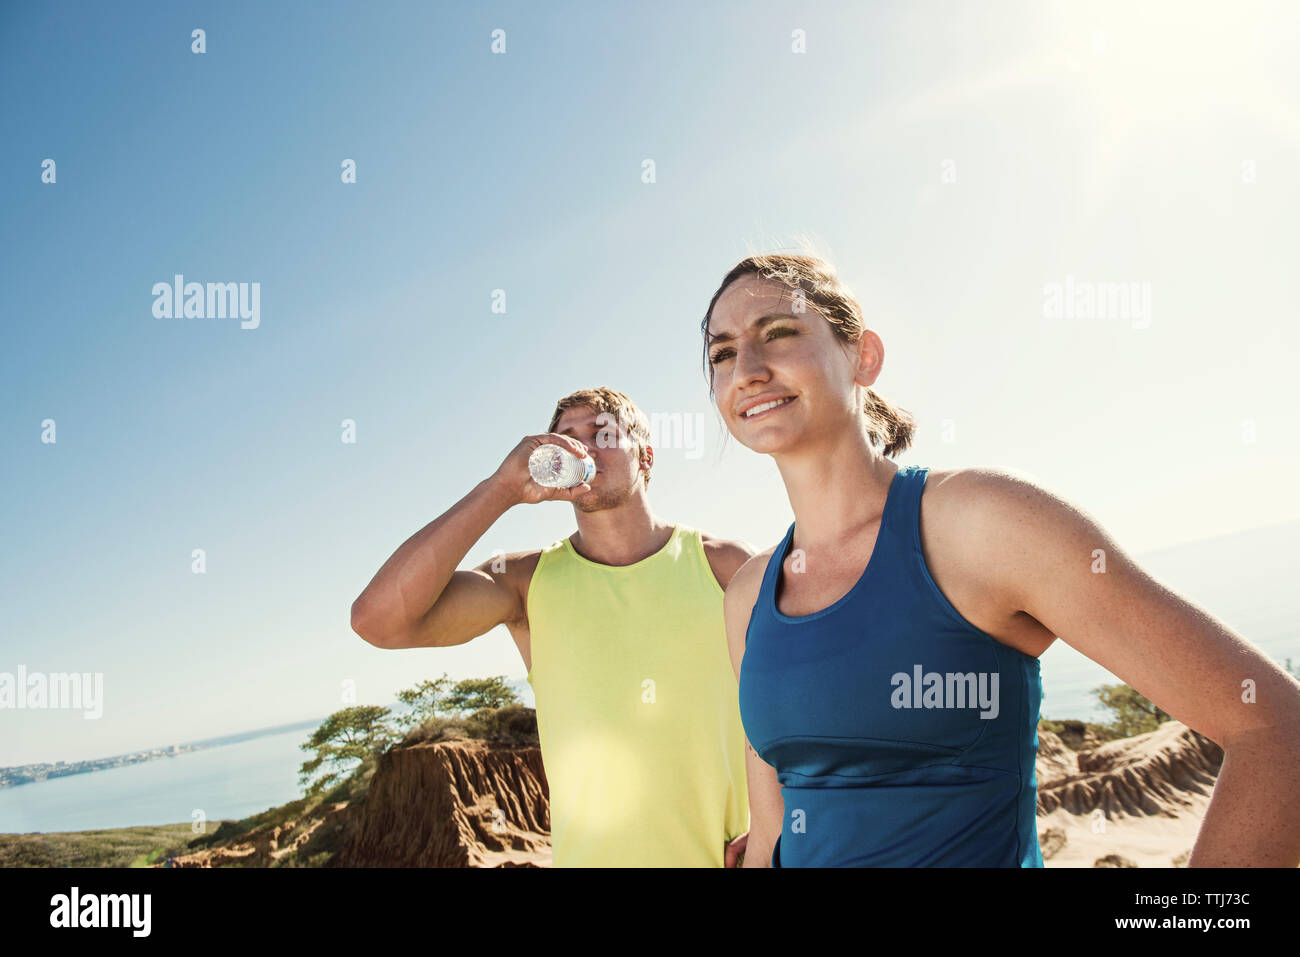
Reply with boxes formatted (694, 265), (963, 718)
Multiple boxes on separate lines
(774, 432), (899, 550)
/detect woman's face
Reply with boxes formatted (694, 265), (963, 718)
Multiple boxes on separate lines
(706, 274), (880, 455)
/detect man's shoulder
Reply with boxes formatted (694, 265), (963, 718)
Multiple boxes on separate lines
(472, 547), (545, 574)
(698, 530), (758, 555)
(471, 547), (545, 600)
(698, 531), (764, 592)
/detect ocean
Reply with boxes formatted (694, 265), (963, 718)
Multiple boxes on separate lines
(0, 727), (311, 835)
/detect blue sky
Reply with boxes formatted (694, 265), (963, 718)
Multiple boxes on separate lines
(3, 0), (1298, 764)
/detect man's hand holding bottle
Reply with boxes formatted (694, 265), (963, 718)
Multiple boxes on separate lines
(491, 434), (595, 506)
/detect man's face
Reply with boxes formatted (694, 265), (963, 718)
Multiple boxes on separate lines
(553, 406), (650, 512)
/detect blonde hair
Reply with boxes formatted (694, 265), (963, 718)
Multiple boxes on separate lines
(546, 387), (654, 489)
(701, 252), (916, 458)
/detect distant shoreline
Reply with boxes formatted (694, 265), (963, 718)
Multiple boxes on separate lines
(0, 717), (324, 791)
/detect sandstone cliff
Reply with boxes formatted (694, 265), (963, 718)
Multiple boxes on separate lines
(336, 739), (550, 867)
(161, 720), (1224, 868)
(1036, 719), (1223, 818)
(163, 739), (550, 868)
(1034, 719), (1224, 867)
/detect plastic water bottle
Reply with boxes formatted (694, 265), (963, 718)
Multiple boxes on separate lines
(528, 444), (595, 488)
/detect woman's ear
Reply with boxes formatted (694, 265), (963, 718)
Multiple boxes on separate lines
(853, 329), (884, 388)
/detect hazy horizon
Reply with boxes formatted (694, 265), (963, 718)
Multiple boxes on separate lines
(5, 516), (1297, 769)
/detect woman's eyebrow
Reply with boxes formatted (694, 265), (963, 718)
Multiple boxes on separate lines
(707, 313), (799, 344)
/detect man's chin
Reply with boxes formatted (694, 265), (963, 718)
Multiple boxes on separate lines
(574, 491), (623, 512)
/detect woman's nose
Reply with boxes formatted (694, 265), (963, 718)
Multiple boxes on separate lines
(733, 345), (770, 388)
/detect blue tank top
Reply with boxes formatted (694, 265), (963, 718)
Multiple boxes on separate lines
(738, 464), (1044, 867)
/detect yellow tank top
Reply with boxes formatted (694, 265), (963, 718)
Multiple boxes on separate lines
(525, 523), (749, 866)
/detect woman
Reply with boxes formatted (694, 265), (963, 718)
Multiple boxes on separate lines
(701, 252), (1300, 867)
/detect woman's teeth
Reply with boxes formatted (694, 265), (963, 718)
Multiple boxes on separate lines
(744, 396), (793, 418)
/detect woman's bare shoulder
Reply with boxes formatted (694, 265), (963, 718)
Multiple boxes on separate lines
(919, 464), (1112, 613)
(724, 544), (777, 604)
(921, 465), (1068, 528)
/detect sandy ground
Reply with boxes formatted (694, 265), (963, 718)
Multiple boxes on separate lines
(1040, 796), (1210, 867)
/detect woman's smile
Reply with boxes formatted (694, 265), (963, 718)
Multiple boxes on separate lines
(741, 395), (796, 423)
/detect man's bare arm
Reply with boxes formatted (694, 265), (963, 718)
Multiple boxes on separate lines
(350, 477), (518, 649)
(350, 433), (591, 649)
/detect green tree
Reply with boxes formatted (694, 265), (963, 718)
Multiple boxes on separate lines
(394, 675), (454, 730)
(1284, 658), (1300, 681)
(298, 705), (397, 796)
(1090, 683), (1171, 738)
(443, 676), (520, 714)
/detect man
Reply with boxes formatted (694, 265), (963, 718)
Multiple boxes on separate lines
(350, 387), (754, 867)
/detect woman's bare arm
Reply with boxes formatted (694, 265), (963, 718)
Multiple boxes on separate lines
(944, 467), (1300, 867)
(723, 552), (785, 867)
